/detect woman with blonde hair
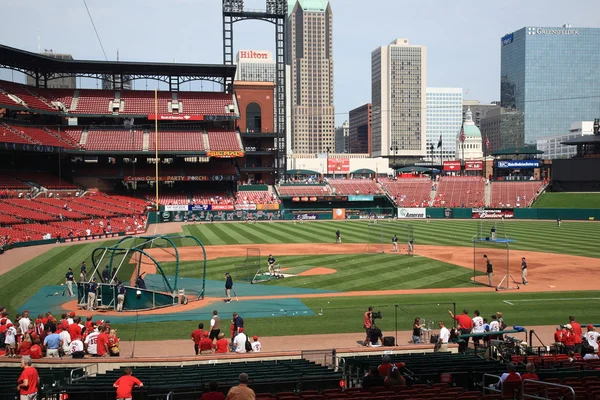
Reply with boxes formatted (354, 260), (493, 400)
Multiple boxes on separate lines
(18, 333), (32, 356)
(108, 329), (120, 357)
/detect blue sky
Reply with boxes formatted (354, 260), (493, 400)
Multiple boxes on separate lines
(0, 0), (597, 124)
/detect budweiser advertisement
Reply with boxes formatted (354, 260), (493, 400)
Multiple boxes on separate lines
(472, 208), (514, 219)
(443, 160), (461, 171)
(465, 160), (483, 171)
(147, 114), (204, 121)
(207, 151), (245, 158)
(327, 158), (350, 174)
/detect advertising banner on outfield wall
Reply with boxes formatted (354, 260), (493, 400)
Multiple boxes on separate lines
(333, 208), (346, 220)
(257, 204), (280, 211)
(165, 205), (189, 212)
(294, 213), (319, 221)
(397, 208), (427, 219)
(443, 160), (461, 171)
(160, 210), (279, 223)
(496, 160), (540, 169)
(235, 204), (257, 211)
(472, 208), (514, 219)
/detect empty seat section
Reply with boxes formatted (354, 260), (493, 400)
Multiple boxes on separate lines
(328, 179), (383, 195)
(178, 92), (236, 116)
(149, 131), (205, 151)
(0, 172), (29, 189)
(84, 130), (144, 151)
(10, 171), (77, 189)
(490, 181), (544, 208)
(0, 80), (59, 112)
(434, 177), (485, 207)
(74, 90), (115, 114)
(207, 130), (242, 151)
(190, 192), (233, 205)
(235, 191), (278, 204)
(381, 178), (432, 207)
(0, 201), (57, 222)
(120, 90), (171, 115)
(0, 124), (35, 144)
(278, 185), (330, 196)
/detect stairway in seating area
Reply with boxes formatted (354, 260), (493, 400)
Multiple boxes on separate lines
(142, 131), (150, 151)
(202, 132), (210, 151)
(79, 129), (88, 145)
(484, 181), (492, 207)
(70, 91), (79, 111)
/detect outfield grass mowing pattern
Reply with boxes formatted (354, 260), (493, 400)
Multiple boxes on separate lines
(533, 192), (600, 209)
(182, 220), (600, 258)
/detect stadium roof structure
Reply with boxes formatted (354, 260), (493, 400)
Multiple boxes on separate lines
(0, 44), (236, 91)
(560, 135), (600, 145)
(491, 147), (544, 156)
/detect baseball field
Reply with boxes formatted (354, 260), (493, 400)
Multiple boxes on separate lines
(1, 219), (599, 345)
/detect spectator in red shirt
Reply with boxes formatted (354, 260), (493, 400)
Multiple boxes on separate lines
(201, 380), (226, 400)
(521, 363), (539, 381)
(84, 316), (93, 336)
(562, 324), (576, 354)
(96, 326), (110, 357)
(200, 331), (214, 355)
(215, 333), (230, 354)
(191, 323), (205, 356)
(17, 356), (39, 398)
(378, 355), (393, 377)
(68, 317), (82, 341)
(18, 333), (32, 356)
(569, 316), (583, 353)
(113, 367), (143, 399)
(29, 339), (43, 359)
(449, 309), (473, 353)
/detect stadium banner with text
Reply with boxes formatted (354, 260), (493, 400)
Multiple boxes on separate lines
(294, 213), (320, 221)
(443, 160), (461, 171)
(291, 195), (349, 202)
(147, 114), (204, 121)
(465, 160), (483, 171)
(160, 210), (279, 223)
(327, 158), (350, 174)
(124, 175), (210, 182)
(256, 204), (280, 211)
(472, 208), (515, 219)
(348, 195), (374, 201)
(397, 207), (427, 219)
(207, 151), (245, 158)
(189, 204), (212, 211)
(165, 205), (189, 212)
(333, 208), (346, 220)
(235, 204), (257, 211)
(496, 160), (540, 169)
(211, 204), (235, 211)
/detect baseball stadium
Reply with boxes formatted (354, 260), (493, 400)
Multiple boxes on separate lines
(2, 2), (600, 400)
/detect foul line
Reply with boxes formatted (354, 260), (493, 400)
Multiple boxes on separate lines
(504, 297), (600, 306)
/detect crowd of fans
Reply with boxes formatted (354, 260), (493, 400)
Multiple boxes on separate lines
(190, 311), (262, 355)
(0, 307), (120, 359)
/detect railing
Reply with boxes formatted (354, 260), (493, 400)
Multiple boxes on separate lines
(302, 349), (336, 369)
(522, 378), (575, 400)
(69, 363), (99, 383)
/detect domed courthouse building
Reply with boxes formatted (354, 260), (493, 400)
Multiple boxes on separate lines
(454, 107), (484, 176)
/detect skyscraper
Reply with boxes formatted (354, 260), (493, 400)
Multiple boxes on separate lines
(426, 88), (463, 161)
(371, 38), (427, 158)
(334, 121), (349, 153)
(500, 25), (600, 146)
(235, 50), (276, 82)
(286, 0), (335, 154)
(349, 103), (372, 154)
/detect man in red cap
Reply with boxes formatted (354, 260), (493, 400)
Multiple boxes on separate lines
(4, 323), (17, 357)
(448, 309), (473, 353)
(96, 325), (110, 357)
(569, 316), (583, 354)
(68, 317), (82, 341)
(199, 331), (214, 355)
(585, 325), (600, 353)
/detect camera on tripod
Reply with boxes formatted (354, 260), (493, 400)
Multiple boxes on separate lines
(371, 311), (382, 320)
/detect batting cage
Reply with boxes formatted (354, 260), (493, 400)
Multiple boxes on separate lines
(78, 234), (208, 311)
(235, 248), (270, 284)
(471, 221), (519, 291)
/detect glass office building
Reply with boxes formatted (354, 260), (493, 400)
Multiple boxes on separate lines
(500, 26), (600, 146)
(426, 88), (463, 161)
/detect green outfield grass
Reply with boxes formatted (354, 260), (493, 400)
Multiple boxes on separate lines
(161, 253), (483, 291)
(112, 291), (600, 341)
(181, 219), (600, 258)
(533, 192), (600, 208)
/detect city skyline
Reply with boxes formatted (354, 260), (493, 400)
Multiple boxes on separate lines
(0, 0), (597, 126)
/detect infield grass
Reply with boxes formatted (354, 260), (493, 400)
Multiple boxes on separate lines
(532, 192), (600, 208)
(112, 291), (600, 341)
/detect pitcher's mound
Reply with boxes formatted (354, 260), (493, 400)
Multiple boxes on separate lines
(298, 267), (336, 276)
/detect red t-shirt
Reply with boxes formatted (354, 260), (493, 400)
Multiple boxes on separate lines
(521, 373), (539, 381)
(191, 329), (204, 345)
(201, 392), (226, 400)
(114, 375), (143, 398)
(18, 367), (39, 395)
(378, 362), (392, 377)
(454, 314), (473, 330)
(571, 322), (582, 344)
(29, 345), (42, 359)
(364, 312), (372, 329)
(68, 324), (82, 341)
(215, 338), (229, 353)
(19, 341), (32, 356)
(554, 330), (563, 342)
(562, 331), (575, 346)
(96, 332), (109, 356)
(200, 337), (214, 352)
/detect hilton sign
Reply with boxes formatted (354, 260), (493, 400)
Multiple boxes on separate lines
(239, 50), (271, 60)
